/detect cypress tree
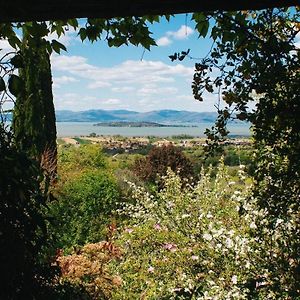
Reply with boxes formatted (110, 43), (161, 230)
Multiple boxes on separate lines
(13, 34), (57, 181)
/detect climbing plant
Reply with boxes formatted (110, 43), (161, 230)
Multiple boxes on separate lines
(188, 8), (300, 297)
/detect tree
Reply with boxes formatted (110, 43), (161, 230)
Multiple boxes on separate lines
(133, 144), (194, 186)
(0, 17), (161, 298)
(13, 31), (57, 182)
(186, 8), (300, 297)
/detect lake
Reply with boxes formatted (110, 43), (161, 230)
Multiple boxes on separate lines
(56, 122), (251, 137)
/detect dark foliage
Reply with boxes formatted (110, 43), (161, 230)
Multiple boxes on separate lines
(133, 144), (194, 186)
(12, 33), (57, 182)
(0, 126), (54, 299)
(0, 126), (92, 299)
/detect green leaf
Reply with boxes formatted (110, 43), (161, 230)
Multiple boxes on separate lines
(0, 77), (5, 91)
(46, 41), (53, 55)
(68, 19), (79, 29)
(85, 26), (100, 42)
(196, 20), (209, 38)
(51, 40), (67, 54)
(8, 74), (23, 96)
(192, 12), (207, 23)
(26, 22), (49, 38)
(10, 55), (23, 68)
(78, 28), (87, 41)
(8, 35), (21, 49)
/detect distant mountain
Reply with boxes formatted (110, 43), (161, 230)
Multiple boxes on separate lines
(55, 109), (218, 124)
(93, 121), (197, 127)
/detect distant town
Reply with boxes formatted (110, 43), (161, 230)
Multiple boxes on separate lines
(58, 134), (251, 154)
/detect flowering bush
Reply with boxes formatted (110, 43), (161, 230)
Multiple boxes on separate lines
(111, 160), (259, 299)
(56, 239), (122, 299)
(111, 159), (300, 299)
(53, 157), (299, 299)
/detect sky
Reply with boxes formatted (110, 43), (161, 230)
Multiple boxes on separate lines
(49, 14), (219, 113)
(1, 14), (299, 113)
(0, 14), (219, 113)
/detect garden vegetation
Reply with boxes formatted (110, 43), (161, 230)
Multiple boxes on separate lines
(0, 5), (299, 300)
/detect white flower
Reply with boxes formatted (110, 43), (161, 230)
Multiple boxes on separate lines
(203, 233), (213, 241)
(231, 275), (238, 284)
(225, 237), (234, 248)
(182, 214), (190, 219)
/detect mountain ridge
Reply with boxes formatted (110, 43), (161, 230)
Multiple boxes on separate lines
(55, 109), (218, 123)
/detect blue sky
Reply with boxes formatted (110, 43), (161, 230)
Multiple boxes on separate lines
(1, 13), (299, 113)
(50, 14), (219, 112)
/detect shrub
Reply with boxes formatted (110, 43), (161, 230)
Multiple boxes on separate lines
(133, 144), (194, 186)
(58, 144), (106, 175)
(56, 239), (122, 299)
(112, 159), (300, 299)
(49, 170), (120, 251)
(0, 127), (55, 298)
(112, 161), (254, 299)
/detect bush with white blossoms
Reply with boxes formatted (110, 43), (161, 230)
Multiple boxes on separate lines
(110, 158), (300, 299)
(110, 161), (262, 299)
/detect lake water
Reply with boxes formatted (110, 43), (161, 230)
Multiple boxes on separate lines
(56, 122), (251, 138)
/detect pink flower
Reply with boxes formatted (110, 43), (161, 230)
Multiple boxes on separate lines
(148, 266), (155, 273)
(154, 224), (162, 230)
(125, 228), (133, 233)
(163, 243), (177, 252)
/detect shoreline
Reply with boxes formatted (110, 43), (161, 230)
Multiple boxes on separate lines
(56, 122), (251, 138)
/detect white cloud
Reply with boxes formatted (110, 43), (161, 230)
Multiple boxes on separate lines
(175, 94), (194, 101)
(51, 55), (193, 87)
(88, 81), (112, 89)
(156, 36), (172, 47)
(0, 39), (14, 53)
(54, 92), (97, 110)
(53, 75), (79, 88)
(47, 27), (78, 48)
(167, 25), (194, 40)
(295, 32), (300, 49)
(111, 86), (135, 93)
(173, 93), (220, 112)
(102, 98), (121, 105)
(137, 98), (161, 110)
(54, 91), (126, 111)
(155, 25), (194, 48)
(137, 86), (178, 96)
(51, 54), (200, 111)
(57, 76), (79, 83)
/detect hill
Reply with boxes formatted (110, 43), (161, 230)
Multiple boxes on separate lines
(55, 109), (218, 124)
